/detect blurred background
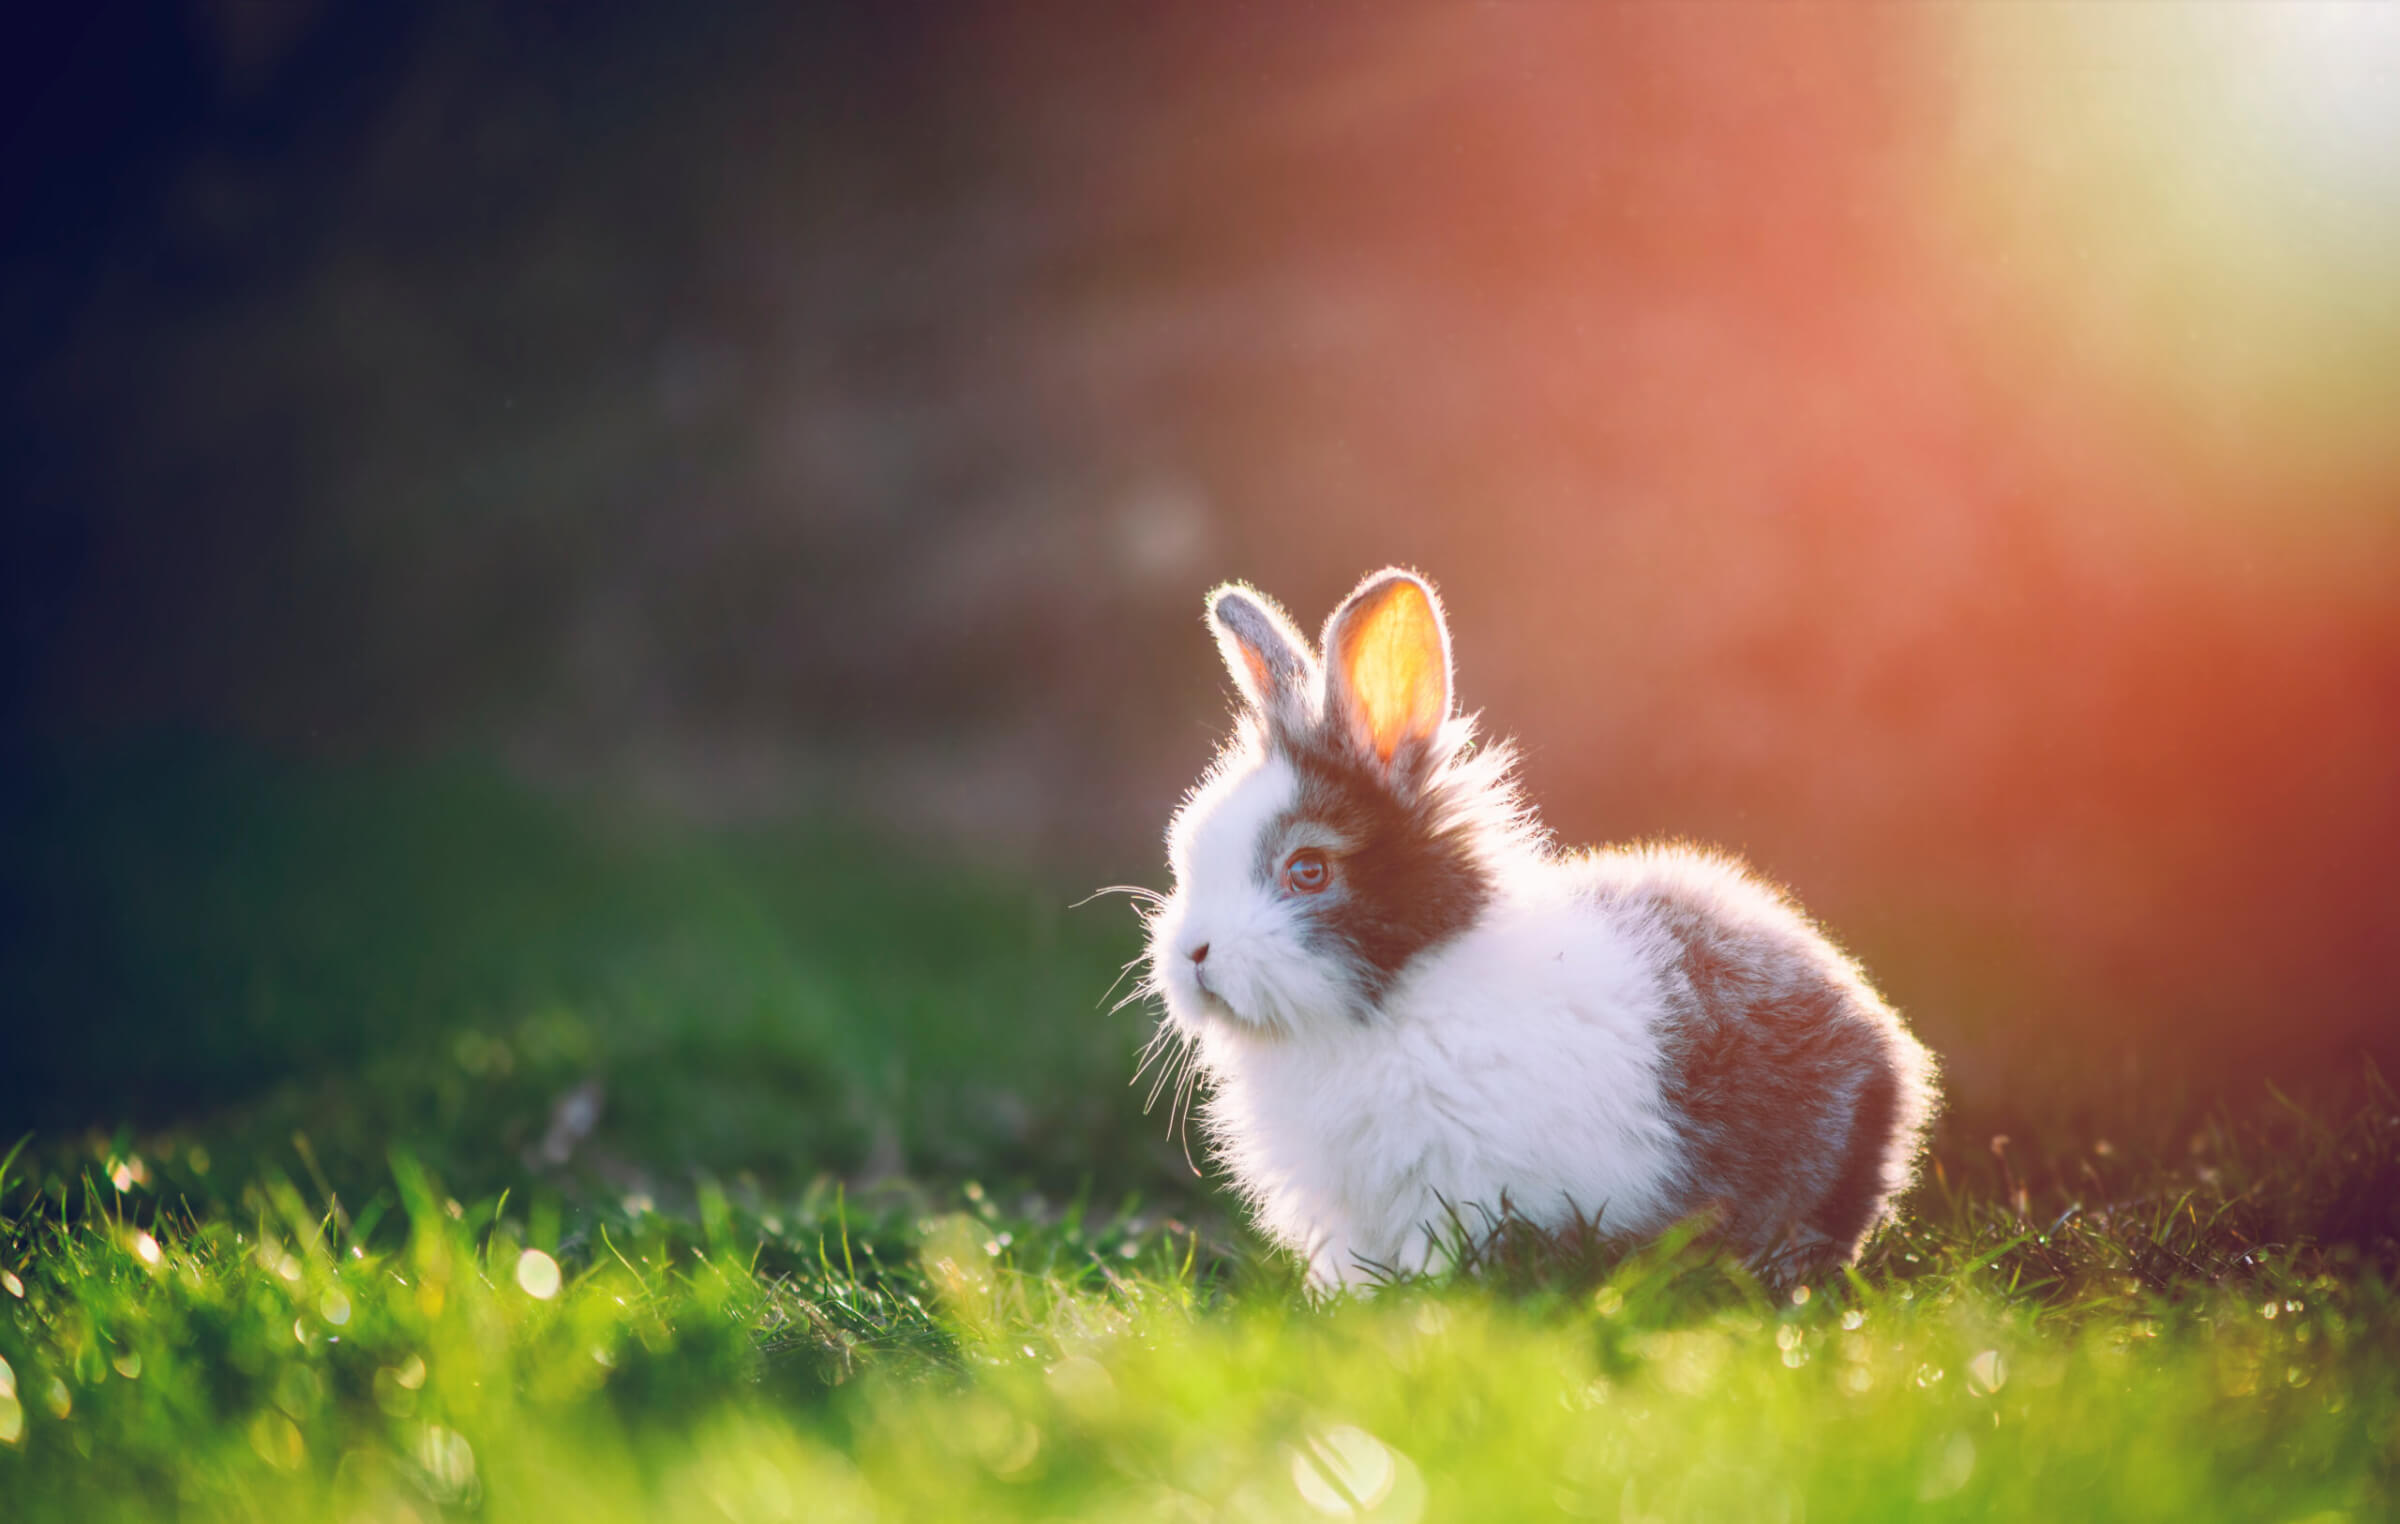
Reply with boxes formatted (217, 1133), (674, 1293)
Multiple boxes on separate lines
(3, 2), (2396, 1166)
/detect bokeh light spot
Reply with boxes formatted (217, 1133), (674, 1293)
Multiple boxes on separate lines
(1968, 1349), (2009, 1395)
(515, 1248), (562, 1300)
(1291, 1425), (1399, 1516)
(416, 1425), (479, 1505)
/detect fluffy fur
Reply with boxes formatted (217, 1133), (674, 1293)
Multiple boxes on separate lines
(1138, 568), (1939, 1289)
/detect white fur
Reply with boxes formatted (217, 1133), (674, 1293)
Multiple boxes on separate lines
(1151, 747), (1366, 1043)
(1198, 871), (1688, 1286)
(1147, 729), (1697, 1288)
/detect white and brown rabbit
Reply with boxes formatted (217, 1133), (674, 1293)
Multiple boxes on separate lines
(1139, 567), (1938, 1289)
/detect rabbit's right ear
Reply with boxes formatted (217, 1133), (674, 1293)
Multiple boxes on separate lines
(1209, 583), (1315, 729)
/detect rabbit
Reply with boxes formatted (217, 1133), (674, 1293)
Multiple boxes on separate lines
(1135, 566), (1939, 1290)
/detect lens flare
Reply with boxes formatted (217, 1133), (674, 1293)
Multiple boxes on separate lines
(1938, 3), (2400, 501)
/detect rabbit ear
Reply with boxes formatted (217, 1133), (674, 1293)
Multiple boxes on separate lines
(1209, 583), (1315, 726)
(1322, 568), (1451, 776)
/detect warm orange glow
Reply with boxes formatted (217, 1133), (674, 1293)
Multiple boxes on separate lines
(937, 5), (2400, 1084)
(1336, 579), (1448, 764)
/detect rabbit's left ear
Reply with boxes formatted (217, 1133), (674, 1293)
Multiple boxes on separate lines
(1210, 583), (1315, 729)
(1322, 568), (1451, 778)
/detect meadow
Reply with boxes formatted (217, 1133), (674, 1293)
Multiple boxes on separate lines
(2, 750), (2394, 1522)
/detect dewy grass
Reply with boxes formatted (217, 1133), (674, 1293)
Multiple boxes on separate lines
(2, 1122), (2395, 1523)
(0, 750), (2395, 1520)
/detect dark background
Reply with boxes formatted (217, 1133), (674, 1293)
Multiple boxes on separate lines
(6, 2), (2397, 1131)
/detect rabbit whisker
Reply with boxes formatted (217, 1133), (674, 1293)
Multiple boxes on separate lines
(1130, 1023), (1178, 1089)
(1095, 954), (1146, 1010)
(1072, 884), (1166, 909)
(1170, 1047), (1205, 1173)
(1140, 1029), (1186, 1113)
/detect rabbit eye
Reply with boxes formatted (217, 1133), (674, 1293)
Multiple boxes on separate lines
(1281, 848), (1332, 895)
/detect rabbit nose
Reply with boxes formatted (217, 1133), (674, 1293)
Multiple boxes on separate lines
(1189, 943), (1210, 966)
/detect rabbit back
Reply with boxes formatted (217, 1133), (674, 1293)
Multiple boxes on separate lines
(1578, 845), (1939, 1270)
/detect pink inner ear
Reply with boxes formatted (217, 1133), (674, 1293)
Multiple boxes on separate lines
(1338, 581), (1446, 763)
(1237, 641), (1274, 700)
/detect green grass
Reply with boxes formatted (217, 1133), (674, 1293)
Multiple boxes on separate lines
(2, 748), (2395, 1521)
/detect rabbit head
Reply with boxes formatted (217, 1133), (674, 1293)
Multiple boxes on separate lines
(1146, 568), (1531, 1043)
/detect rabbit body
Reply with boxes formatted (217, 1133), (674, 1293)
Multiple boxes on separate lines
(1143, 569), (1938, 1289)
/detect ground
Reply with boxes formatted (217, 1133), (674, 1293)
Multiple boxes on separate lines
(1, 750), (2394, 1521)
